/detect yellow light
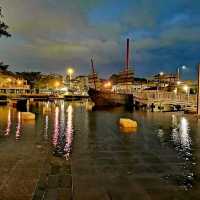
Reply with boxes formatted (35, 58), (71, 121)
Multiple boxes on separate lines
(104, 81), (112, 88)
(107, 81), (111, 87)
(55, 81), (60, 88)
(183, 85), (188, 93)
(173, 88), (177, 94)
(67, 68), (74, 75)
(17, 80), (22, 85)
(7, 78), (12, 82)
(177, 81), (181, 85)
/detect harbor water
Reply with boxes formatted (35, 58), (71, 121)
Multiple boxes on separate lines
(0, 100), (200, 200)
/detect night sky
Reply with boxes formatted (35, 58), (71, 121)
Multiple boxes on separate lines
(0, 0), (200, 79)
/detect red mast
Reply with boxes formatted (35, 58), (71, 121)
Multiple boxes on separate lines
(125, 38), (130, 92)
(126, 38), (130, 70)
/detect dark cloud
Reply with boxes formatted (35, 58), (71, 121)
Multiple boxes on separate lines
(0, 0), (199, 79)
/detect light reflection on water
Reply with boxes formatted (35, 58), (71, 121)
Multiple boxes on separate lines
(44, 115), (49, 140)
(157, 114), (194, 190)
(5, 108), (11, 136)
(52, 106), (59, 146)
(64, 104), (73, 159)
(0, 101), (200, 195)
(51, 102), (74, 159)
(16, 112), (21, 141)
(171, 115), (191, 155)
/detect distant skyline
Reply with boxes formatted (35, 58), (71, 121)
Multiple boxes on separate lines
(0, 0), (200, 79)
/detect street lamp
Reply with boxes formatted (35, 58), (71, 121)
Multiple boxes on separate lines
(158, 72), (164, 90)
(159, 72), (164, 76)
(183, 85), (189, 104)
(67, 68), (74, 79)
(177, 65), (187, 81)
(67, 67), (74, 88)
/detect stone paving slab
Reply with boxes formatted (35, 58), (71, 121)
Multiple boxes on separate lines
(32, 155), (72, 200)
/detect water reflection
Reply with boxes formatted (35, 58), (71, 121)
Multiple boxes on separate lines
(171, 116), (191, 152)
(52, 106), (59, 146)
(171, 115), (193, 190)
(179, 117), (191, 150)
(64, 104), (73, 159)
(51, 102), (74, 159)
(5, 108), (11, 136)
(16, 112), (21, 141)
(44, 115), (49, 140)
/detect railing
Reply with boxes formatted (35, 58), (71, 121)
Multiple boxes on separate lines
(0, 85), (30, 89)
(133, 91), (197, 106)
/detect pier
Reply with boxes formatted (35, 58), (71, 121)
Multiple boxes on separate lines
(132, 91), (197, 112)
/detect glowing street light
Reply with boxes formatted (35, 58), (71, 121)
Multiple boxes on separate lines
(67, 67), (74, 89)
(67, 67), (74, 79)
(159, 72), (164, 76)
(177, 65), (187, 81)
(183, 85), (190, 104)
(182, 65), (187, 70)
(183, 85), (188, 93)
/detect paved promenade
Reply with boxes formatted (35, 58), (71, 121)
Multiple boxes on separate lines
(1, 104), (200, 200)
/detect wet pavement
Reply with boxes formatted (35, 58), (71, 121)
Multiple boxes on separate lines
(0, 101), (200, 199)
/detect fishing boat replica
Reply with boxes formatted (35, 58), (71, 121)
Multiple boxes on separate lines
(88, 87), (133, 107)
(88, 38), (134, 107)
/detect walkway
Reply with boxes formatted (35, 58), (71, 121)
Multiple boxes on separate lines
(133, 91), (197, 107)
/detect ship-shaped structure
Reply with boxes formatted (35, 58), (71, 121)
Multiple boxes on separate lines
(88, 38), (134, 107)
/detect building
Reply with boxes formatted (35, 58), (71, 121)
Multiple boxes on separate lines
(35, 73), (64, 92)
(74, 75), (89, 92)
(153, 73), (178, 86)
(0, 70), (30, 94)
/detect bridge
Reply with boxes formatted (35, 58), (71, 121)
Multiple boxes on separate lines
(0, 93), (63, 100)
(132, 91), (197, 112)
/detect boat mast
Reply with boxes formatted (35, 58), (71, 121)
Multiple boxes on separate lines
(91, 58), (97, 90)
(125, 38), (130, 92)
(126, 38), (130, 72)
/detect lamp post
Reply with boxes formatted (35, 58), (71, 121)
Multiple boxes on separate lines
(177, 65), (187, 81)
(158, 72), (164, 90)
(197, 64), (200, 116)
(183, 85), (189, 105)
(67, 67), (74, 89)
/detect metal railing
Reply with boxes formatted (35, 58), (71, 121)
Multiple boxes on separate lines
(133, 91), (197, 106)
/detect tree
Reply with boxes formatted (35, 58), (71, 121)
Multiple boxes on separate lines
(16, 72), (42, 89)
(0, 6), (11, 37)
(0, 6), (11, 71)
(0, 61), (9, 70)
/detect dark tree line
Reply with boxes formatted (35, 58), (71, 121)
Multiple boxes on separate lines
(0, 6), (11, 71)
(16, 72), (42, 89)
(0, 61), (9, 70)
(0, 6), (11, 37)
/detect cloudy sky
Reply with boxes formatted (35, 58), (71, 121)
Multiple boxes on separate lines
(0, 0), (200, 79)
